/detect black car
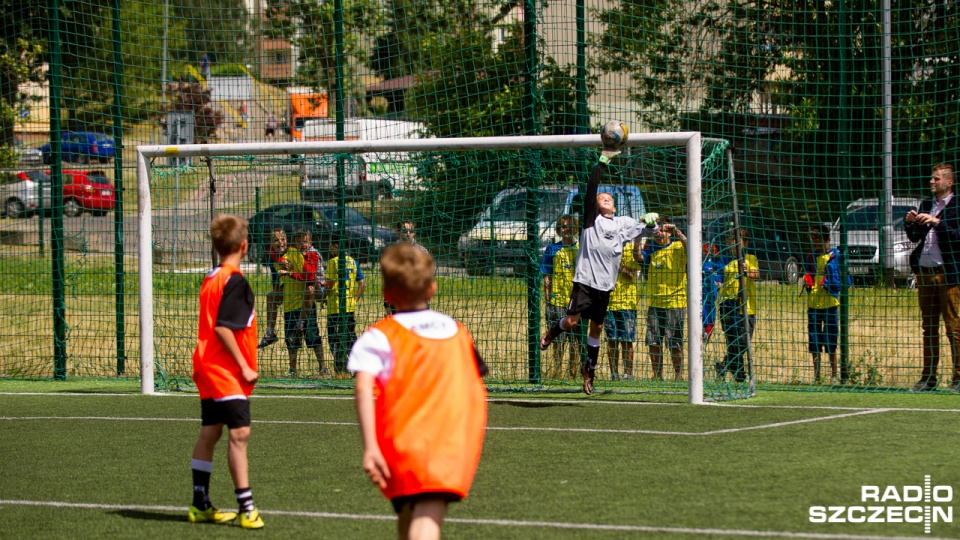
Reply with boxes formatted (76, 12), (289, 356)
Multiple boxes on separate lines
(671, 211), (803, 284)
(248, 203), (400, 265)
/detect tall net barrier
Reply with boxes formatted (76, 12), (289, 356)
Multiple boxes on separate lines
(4, 0), (960, 394)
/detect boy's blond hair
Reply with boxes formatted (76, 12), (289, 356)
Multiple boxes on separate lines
(380, 243), (435, 305)
(210, 214), (248, 258)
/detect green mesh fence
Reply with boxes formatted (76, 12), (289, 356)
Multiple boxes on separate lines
(3, 0), (960, 395)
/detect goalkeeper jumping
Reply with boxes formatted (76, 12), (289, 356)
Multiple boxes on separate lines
(539, 145), (659, 394)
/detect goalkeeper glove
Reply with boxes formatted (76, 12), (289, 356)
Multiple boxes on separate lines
(642, 212), (659, 227)
(599, 147), (622, 164)
(803, 273), (814, 291)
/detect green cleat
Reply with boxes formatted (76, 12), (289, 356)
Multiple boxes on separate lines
(188, 505), (238, 524)
(239, 507), (265, 529)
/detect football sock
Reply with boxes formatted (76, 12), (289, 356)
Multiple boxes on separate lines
(236, 487), (255, 512)
(191, 459), (213, 509)
(547, 321), (566, 340)
(586, 336), (601, 372)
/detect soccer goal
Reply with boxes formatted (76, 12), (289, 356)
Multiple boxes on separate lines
(136, 133), (742, 403)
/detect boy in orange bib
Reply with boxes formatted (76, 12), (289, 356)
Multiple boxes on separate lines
(189, 214), (264, 529)
(349, 243), (488, 540)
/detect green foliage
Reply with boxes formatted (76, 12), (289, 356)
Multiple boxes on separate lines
(406, 23), (598, 245)
(169, 0), (249, 68)
(593, 0), (960, 194)
(286, 0), (384, 115)
(1, 6), (47, 145)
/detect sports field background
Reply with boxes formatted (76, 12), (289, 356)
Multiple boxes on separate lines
(5, 0), (960, 394)
(2, 381), (959, 539)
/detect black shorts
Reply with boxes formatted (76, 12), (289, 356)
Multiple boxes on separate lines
(391, 492), (462, 514)
(567, 282), (611, 326)
(200, 398), (251, 429)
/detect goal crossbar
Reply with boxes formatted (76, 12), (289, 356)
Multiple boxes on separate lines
(136, 133), (704, 402)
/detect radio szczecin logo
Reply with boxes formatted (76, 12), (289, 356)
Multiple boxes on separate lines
(809, 475), (952, 534)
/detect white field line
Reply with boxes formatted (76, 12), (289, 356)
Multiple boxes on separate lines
(698, 409), (890, 435)
(0, 499), (948, 540)
(0, 408), (901, 436)
(2, 392), (960, 414)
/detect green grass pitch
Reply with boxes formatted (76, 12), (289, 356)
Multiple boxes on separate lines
(1, 381), (959, 539)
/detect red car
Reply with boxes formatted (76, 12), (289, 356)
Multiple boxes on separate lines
(44, 170), (116, 217)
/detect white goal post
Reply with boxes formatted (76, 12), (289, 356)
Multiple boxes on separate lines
(136, 133), (705, 402)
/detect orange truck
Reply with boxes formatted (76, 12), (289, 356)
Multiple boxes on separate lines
(287, 87), (329, 141)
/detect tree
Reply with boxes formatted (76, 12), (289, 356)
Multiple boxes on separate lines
(592, 0), (960, 191)
(282, 0), (383, 116)
(170, 0), (250, 69)
(0, 0), (47, 161)
(166, 81), (222, 143)
(407, 21), (597, 246)
(369, 0), (509, 80)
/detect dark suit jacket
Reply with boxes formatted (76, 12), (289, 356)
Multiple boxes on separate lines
(905, 195), (960, 286)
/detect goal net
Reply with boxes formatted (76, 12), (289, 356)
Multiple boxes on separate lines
(136, 133), (745, 402)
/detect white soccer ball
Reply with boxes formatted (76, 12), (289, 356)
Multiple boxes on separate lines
(600, 121), (629, 149)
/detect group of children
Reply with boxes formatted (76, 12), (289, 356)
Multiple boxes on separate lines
(538, 162), (845, 390)
(257, 227), (365, 376)
(189, 152), (844, 535)
(192, 214), (487, 536)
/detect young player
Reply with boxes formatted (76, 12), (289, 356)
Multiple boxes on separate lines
(324, 240), (365, 373)
(258, 228), (287, 349)
(640, 219), (688, 381)
(188, 214), (264, 529)
(604, 240), (641, 381)
(539, 152), (659, 394)
(288, 230), (325, 329)
(716, 230), (760, 383)
(278, 230), (326, 377)
(349, 243), (488, 540)
(385, 220), (429, 316)
(540, 214), (582, 379)
(803, 224), (843, 383)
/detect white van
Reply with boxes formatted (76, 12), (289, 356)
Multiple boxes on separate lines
(457, 185), (646, 276)
(830, 197), (921, 286)
(302, 118), (425, 195)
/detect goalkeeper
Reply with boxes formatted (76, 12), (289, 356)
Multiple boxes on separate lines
(539, 147), (659, 394)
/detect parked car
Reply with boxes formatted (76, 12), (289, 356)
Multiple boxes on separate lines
(248, 203), (400, 265)
(38, 132), (116, 164)
(14, 136), (43, 166)
(672, 211), (804, 284)
(1, 171), (40, 218)
(59, 170), (115, 217)
(299, 156), (390, 202)
(829, 197), (921, 286)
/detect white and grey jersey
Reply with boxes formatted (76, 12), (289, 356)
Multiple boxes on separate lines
(572, 164), (656, 292)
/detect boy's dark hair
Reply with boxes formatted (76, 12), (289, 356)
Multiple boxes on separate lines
(396, 220), (415, 231)
(554, 214), (579, 234)
(210, 214), (248, 258)
(292, 229), (310, 243)
(380, 243), (435, 305)
(809, 223), (831, 238)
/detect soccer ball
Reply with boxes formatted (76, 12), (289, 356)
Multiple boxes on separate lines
(600, 121), (629, 149)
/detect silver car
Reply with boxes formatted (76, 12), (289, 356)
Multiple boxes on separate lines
(14, 136), (43, 167)
(830, 197), (921, 286)
(1, 171), (39, 218)
(299, 157), (372, 202)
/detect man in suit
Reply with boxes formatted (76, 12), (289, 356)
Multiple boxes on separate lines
(905, 163), (960, 392)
